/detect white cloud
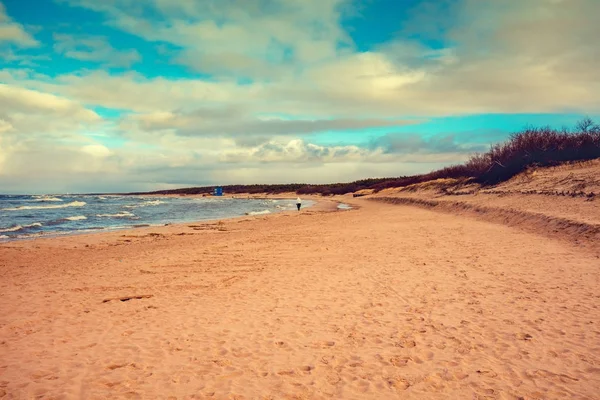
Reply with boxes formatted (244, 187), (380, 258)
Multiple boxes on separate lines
(0, 47), (51, 67)
(81, 144), (111, 158)
(59, 0), (352, 77)
(0, 84), (105, 191)
(119, 109), (415, 140)
(53, 33), (141, 67)
(0, 118), (13, 133)
(0, 84), (102, 144)
(0, 84), (99, 120)
(0, 2), (39, 47)
(221, 139), (377, 164)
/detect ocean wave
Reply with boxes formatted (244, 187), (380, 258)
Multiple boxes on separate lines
(96, 211), (136, 218)
(63, 215), (87, 221)
(0, 235), (8, 240)
(123, 200), (165, 209)
(193, 198), (224, 203)
(143, 200), (165, 206)
(2, 201), (86, 211)
(0, 222), (44, 233)
(0, 225), (23, 233)
(33, 196), (63, 202)
(246, 210), (271, 216)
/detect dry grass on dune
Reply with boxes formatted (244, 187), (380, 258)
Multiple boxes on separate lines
(372, 119), (600, 192)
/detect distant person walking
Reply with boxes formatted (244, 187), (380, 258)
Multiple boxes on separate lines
(296, 197), (302, 211)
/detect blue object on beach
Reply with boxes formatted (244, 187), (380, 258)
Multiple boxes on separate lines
(214, 187), (223, 196)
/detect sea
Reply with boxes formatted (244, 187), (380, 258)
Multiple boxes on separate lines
(0, 194), (313, 241)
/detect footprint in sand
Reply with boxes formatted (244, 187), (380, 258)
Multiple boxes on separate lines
(388, 377), (411, 390)
(277, 370), (295, 376)
(326, 373), (341, 385)
(528, 369), (579, 382)
(212, 359), (231, 367)
(106, 363), (129, 370)
(476, 369), (498, 378)
(390, 356), (410, 367)
(395, 339), (416, 348)
(313, 341), (335, 349)
(320, 355), (334, 365)
(516, 333), (533, 341)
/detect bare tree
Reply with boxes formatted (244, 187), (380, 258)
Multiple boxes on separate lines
(576, 117), (595, 132)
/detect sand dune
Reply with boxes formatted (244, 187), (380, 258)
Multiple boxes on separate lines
(1, 196), (599, 399)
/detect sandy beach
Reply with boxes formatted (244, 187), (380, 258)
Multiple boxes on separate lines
(1, 195), (599, 399)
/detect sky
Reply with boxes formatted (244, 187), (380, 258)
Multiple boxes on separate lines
(1, 0), (599, 194)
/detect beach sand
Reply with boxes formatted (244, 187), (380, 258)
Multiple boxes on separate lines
(1, 196), (599, 399)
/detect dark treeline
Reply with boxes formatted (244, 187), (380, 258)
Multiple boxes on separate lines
(129, 119), (600, 196)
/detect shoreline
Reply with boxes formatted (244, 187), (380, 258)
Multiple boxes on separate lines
(0, 194), (341, 245)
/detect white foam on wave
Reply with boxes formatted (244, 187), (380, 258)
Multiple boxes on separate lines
(34, 196), (63, 202)
(123, 200), (165, 209)
(64, 215), (87, 221)
(0, 235), (9, 240)
(2, 201), (86, 211)
(96, 211), (136, 218)
(0, 222), (44, 233)
(246, 210), (271, 216)
(144, 200), (165, 206)
(0, 225), (23, 233)
(193, 198), (223, 203)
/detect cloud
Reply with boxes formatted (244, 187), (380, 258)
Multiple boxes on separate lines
(120, 108), (415, 139)
(0, 84), (98, 119)
(33, 0), (596, 120)
(382, 0), (600, 113)
(53, 0), (600, 116)
(221, 139), (377, 164)
(371, 132), (489, 155)
(0, 83), (103, 177)
(0, 47), (51, 67)
(53, 33), (141, 67)
(58, 0), (353, 78)
(81, 144), (112, 158)
(0, 2), (39, 47)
